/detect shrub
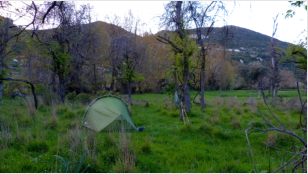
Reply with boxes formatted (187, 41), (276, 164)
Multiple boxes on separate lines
(34, 84), (48, 96)
(27, 141), (49, 153)
(77, 93), (91, 104)
(144, 101), (150, 107)
(96, 90), (108, 96)
(66, 91), (77, 102)
(63, 110), (75, 119)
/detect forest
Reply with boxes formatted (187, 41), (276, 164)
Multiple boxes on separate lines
(0, 1), (307, 173)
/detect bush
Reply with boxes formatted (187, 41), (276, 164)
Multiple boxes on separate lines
(144, 101), (150, 107)
(96, 90), (108, 96)
(77, 93), (91, 104)
(34, 84), (48, 96)
(66, 91), (77, 102)
(63, 110), (75, 119)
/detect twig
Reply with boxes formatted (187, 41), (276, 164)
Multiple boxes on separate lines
(262, 142), (307, 156)
(272, 149), (306, 173)
(245, 128), (257, 173)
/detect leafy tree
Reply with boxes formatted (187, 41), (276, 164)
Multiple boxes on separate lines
(156, 1), (198, 120)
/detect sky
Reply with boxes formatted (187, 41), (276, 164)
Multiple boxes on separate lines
(3, 1), (307, 45)
(79, 1), (307, 44)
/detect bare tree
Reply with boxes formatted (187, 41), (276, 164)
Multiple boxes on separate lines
(31, 2), (93, 103)
(246, 86), (306, 173)
(268, 14), (282, 99)
(187, 1), (228, 109)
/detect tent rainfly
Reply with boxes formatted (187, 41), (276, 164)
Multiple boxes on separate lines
(82, 95), (137, 132)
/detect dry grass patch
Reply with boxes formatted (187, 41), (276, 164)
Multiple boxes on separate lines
(215, 97), (223, 106)
(232, 116), (241, 129)
(113, 124), (136, 173)
(25, 96), (36, 118)
(266, 132), (278, 145)
(226, 97), (240, 107)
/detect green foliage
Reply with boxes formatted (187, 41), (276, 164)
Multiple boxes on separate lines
(284, 44), (307, 70)
(66, 91), (77, 102)
(168, 32), (198, 75)
(76, 93), (91, 104)
(144, 101), (150, 107)
(0, 90), (305, 172)
(122, 59), (145, 85)
(285, 1), (307, 19)
(0, 68), (7, 78)
(63, 110), (75, 119)
(43, 153), (90, 173)
(46, 42), (73, 76)
(27, 141), (49, 153)
(34, 84), (48, 96)
(140, 139), (151, 154)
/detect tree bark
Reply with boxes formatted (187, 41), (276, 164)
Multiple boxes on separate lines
(0, 18), (9, 99)
(174, 66), (178, 93)
(93, 64), (96, 87)
(0, 66), (3, 99)
(200, 46), (206, 109)
(110, 67), (117, 91)
(179, 103), (183, 121)
(183, 63), (191, 111)
(127, 81), (131, 105)
(58, 72), (66, 104)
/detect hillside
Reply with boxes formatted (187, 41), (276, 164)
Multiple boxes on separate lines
(188, 25), (290, 63)
(2, 19), (299, 81)
(157, 25), (291, 64)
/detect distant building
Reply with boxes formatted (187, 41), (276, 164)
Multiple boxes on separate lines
(256, 57), (263, 61)
(188, 34), (207, 39)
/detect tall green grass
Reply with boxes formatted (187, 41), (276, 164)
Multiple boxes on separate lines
(0, 90), (305, 172)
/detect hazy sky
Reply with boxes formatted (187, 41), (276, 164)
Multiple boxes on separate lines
(4, 1), (307, 44)
(81, 1), (307, 44)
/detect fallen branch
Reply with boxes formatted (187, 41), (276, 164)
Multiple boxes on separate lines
(0, 78), (37, 109)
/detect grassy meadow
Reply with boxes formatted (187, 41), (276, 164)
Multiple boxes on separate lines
(0, 90), (306, 172)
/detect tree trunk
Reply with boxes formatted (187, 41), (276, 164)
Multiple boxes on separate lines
(0, 18), (9, 99)
(93, 64), (96, 87)
(110, 67), (117, 91)
(138, 82), (142, 94)
(183, 64), (191, 112)
(200, 47), (206, 109)
(250, 93), (253, 104)
(179, 103), (183, 121)
(0, 66), (3, 99)
(174, 67), (178, 93)
(58, 72), (66, 104)
(127, 81), (131, 103)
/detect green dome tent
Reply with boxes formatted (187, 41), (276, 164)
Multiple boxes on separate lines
(82, 95), (137, 132)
